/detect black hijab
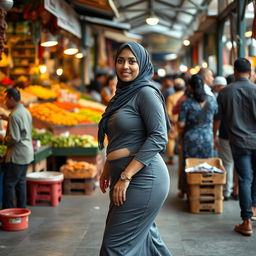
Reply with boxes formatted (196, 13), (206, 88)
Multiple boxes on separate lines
(98, 42), (170, 149)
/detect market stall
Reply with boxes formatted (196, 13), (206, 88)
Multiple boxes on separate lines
(0, 1), (109, 199)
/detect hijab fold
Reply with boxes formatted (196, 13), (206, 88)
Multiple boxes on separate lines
(98, 42), (171, 150)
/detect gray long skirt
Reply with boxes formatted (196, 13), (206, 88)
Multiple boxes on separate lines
(100, 154), (172, 256)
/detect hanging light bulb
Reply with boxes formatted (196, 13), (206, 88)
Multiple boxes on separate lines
(202, 62), (208, 68)
(39, 65), (47, 74)
(75, 52), (84, 59)
(146, 9), (159, 26)
(40, 33), (58, 47)
(183, 40), (190, 46)
(64, 42), (79, 55)
(146, 15), (159, 26)
(56, 68), (63, 76)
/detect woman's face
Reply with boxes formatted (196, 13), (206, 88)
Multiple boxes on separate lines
(115, 47), (139, 82)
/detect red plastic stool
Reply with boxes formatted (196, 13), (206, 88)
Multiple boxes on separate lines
(26, 172), (64, 207)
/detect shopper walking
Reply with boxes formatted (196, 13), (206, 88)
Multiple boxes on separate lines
(214, 58), (256, 236)
(212, 76), (235, 200)
(198, 67), (215, 97)
(178, 74), (217, 195)
(166, 78), (185, 165)
(0, 88), (34, 209)
(98, 42), (172, 255)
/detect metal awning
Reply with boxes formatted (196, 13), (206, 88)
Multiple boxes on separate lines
(69, 0), (217, 52)
(114, 0), (213, 40)
(80, 16), (131, 30)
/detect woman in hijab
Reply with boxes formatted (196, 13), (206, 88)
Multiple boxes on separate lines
(98, 42), (172, 256)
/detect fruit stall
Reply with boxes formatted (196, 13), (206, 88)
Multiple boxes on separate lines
(0, 77), (106, 197)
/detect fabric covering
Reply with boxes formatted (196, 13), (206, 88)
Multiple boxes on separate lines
(98, 42), (170, 149)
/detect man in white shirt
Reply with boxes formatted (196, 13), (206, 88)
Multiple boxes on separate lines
(198, 68), (214, 96)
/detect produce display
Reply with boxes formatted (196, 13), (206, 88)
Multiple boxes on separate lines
(76, 108), (102, 123)
(28, 102), (102, 125)
(60, 159), (97, 178)
(51, 134), (98, 148)
(32, 129), (98, 148)
(28, 103), (83, 126)
(25, 85), (57, 100)
(53, 101), (81, 111)
(32, 128), (53, 146)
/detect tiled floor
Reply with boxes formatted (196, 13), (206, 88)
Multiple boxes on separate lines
(0, 158), (256, 256)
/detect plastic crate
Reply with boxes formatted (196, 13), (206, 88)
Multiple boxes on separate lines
(186, 158), (226, 185)
(188, 184), (223, 200)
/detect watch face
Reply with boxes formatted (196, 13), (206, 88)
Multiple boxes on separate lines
(121, 173), (126, 180)
(121, 172), (130, 181)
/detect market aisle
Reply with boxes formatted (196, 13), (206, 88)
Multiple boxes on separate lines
(0, 157), (256, 256)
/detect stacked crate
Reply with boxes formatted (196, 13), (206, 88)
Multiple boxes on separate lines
(186, 158), (226, 213)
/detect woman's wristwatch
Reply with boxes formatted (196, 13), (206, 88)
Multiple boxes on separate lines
(120, 172), (132, 182)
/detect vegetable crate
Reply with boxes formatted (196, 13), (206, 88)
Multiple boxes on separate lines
(63, 177), (96, 195)
(185, 158), (226, 214)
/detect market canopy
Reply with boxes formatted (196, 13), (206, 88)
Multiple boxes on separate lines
(70, 0), (215, 53)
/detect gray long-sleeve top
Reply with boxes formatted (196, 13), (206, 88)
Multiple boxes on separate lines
(106, 86), (168, 166)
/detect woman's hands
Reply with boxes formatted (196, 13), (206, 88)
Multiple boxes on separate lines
(113, 179), (130, 206)
(99, 162), (110, 193)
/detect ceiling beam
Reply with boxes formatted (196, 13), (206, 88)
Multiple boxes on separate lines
(169, 0), (186, 29)
(156, 0), (179, 8)
(119, 8), (198, 13)
(184, 0), (213, 40)
(118, 0), (145, 11)
(156, 0), (195, 15)
(121, 13), (148, 24)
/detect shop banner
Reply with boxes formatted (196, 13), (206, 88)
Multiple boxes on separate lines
(44, 0), (81, 38)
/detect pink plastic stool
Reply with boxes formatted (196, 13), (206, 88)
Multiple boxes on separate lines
(26, 172), (64, 207)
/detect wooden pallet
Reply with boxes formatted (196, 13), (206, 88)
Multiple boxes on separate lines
(189, 198), (223, 214)
(63, 177), (96, 195)
(188, 184), (223, 200)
